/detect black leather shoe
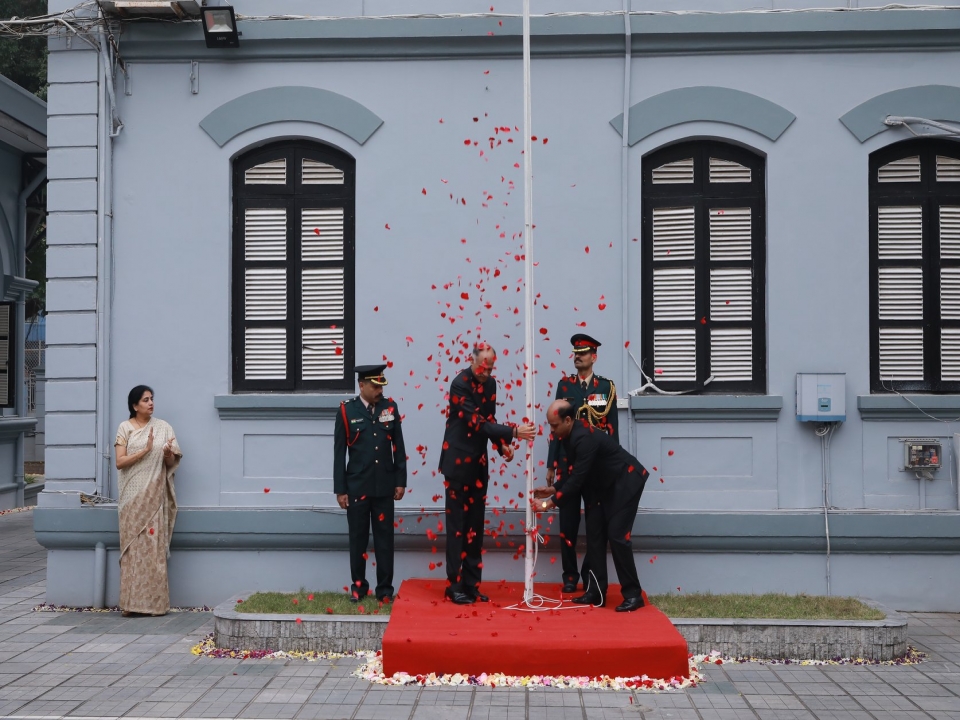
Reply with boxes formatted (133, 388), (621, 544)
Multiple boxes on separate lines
(571, 593), (605, 607)
(444, 588), (476, 605)
(469, 591), (490, 602)
(562, 583), (577, 594)
(377, 595), (393, 604)
(615, 597), (645, 613)
(349, 595), (360, 603)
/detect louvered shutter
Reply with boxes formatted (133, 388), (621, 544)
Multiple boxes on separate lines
(299, 150), (348, 383)
(870, 142), (960, 392)
(878, 156), (920, 183)
(651, 209), (696, 379)
(651, 158), (694, 185)
(234, 143), (355, 391)
(0, 305), (10, 406)
(938, 156), (960, 182)
(245, 158), (286, 185)
(708, 206), (756, 382)
(643, 142), (765, 393)
(875, 203), (923, 382)
(242, 214), (288, 380)
(709, 157), (751, 183)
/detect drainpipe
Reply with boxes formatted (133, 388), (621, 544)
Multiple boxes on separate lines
(620, 0), (633, 456)
(95, 26), (119, 499)
(16, 168), (46, 507)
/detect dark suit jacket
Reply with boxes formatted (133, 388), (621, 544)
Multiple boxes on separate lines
(554, 421), (647, 513)
(548, 373), (619, 480)
(333, 396), (407, 498)
(438, 367), (514, 479)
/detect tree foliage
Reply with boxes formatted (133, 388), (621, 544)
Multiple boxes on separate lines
(0, 0), (48, 100)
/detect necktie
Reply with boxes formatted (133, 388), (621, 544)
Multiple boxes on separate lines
(581, 380), (588, 394)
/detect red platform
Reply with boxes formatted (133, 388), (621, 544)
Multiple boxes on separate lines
(382, 579), (689, 679)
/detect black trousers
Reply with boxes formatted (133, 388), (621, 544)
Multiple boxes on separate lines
(558, 485), (590, 587)
(444, 468), (487, 593)
(346, 494), (395, 600)
(582, 486), (642, 601)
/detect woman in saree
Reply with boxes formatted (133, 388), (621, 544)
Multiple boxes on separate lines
(115, 385), (182, 616)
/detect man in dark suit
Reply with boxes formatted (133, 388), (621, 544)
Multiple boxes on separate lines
(533, 399), (648, 612)
(439, 343), (536, 605)
(547, 333), (619, 593)
(334, 364), (406, 603)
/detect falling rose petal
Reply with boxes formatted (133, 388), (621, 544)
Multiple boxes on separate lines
(439, 118), (444, 123)
(308, 594), (314, 601)
(421, 188), (427, 195)
(385, 224), (390, 230)
(539, 328), (548, 335)
(700, 317), (707, 325)
(668, 450), (674, 456)
(335, 347), (343, 356)
(655, 368), (663, 375)
(652, 466), (658, 471)
(464, 139), (472, 145)
(264, 488), (270, 493)
(374, 306), (379, 312)
(461, 292), (469, 300)
(326, 607), (333, 614)
(149, 528), (155, 535)
(429, 562), (436, 570)
(624, 341), (630, 348)
(598, 303), (606, 311)
(295, 617), (302, 623)
(313, 228), (320, 235)
(660, 477), (664, 483)
(584, 246), (590, 254)
(406, 336), (414, 343)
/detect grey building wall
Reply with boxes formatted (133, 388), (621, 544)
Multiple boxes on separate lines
(42, 39), (99, 498)
(37, 1), (960, 609)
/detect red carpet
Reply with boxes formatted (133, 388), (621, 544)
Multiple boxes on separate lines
(382, 579), (689, 679)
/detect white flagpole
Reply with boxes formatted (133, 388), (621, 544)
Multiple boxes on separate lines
(521, 0), (536, 604)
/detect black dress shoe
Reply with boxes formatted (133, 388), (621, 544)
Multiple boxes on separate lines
(571, 592), (605, 607)
(469, 591), (490, 602)
(562, 583), (577, 594)
(377, 596), (393, 604)
(349, 595), (360, 603)
(615, 597), (645, 613)
(444, 588), (476, 605)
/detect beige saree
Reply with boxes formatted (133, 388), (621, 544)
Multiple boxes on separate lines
(115, 417), (181, 615)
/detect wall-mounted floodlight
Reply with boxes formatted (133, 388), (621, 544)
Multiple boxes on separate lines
(201, 5), (239, 49)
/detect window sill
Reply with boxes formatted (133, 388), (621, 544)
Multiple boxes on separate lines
(214, 394), (354, 419)
(858, 395), (960, 421)
(630, 394), (783, 422)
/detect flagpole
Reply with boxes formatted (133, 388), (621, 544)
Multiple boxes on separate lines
(521, 0), (536, 603)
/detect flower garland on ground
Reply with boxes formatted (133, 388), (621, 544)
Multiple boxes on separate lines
(189, 634), (926, 691)
(33, 603), (211, 613)
(0, 506), (31, 517)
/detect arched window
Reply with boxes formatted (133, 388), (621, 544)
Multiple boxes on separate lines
(870, 139), (960, 393)
(232, 141), (355, 391)
(641, 140), (766, 394)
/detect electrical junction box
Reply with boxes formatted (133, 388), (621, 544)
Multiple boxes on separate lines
(904, 439), (942, 469)
(796, 373), (846, 422)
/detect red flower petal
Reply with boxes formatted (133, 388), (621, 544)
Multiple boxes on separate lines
(264, 488), (270, 493)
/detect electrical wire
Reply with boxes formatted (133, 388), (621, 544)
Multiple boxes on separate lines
(880, 377), (960, 422)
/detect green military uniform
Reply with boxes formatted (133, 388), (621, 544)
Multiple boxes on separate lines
(334, 365), (406, 601)
(547, 334), (619, 590)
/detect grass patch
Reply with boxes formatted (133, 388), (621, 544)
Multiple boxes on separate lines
(647, 592), (884, 620)
(24, 474), (39, 485)
(236, 590), (391, 616)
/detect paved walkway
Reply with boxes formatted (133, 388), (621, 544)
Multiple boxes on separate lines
(3, 509), (960, 720)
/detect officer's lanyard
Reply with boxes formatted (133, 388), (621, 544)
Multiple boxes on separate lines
(342, 403), (361, 447)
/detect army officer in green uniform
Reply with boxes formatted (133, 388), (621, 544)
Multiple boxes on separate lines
(546, 334), (619, 593)
(334, 364), (407, 602)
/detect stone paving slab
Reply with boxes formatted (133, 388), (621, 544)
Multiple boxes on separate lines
(4, 509), (960, 719)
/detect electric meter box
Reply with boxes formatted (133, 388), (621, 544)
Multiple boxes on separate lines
(904, 440), (942, 469)
(796, 373), (846, 422)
